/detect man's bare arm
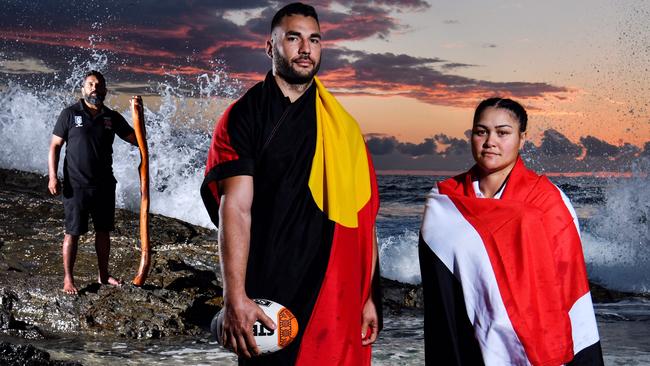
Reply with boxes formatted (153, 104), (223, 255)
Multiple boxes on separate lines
(123, 132), (138, 147)
(48, 135), (64, 195)
(361, 225), (380, 346)
(218, 175), (275, 358)
(219, 176), (254, 302)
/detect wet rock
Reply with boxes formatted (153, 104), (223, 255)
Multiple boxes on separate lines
(0, 341), (82, 365)
(0, 290), (44, 339)
(589, 282), (644, 303)
(381, 278), (423, 313)
(0, 168), (222, 340)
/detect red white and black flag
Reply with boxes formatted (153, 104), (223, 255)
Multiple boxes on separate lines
(419, 158), (603, 366)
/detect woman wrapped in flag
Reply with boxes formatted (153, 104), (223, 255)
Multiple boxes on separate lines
(418, 97), (603, 365)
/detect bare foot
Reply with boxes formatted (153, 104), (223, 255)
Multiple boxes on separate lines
(99, 275), (123, 287)
(62, 278), (78, 295)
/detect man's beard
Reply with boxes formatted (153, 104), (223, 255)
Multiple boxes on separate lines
(83, 90), (105, 106)
(273, 47), (320, 85)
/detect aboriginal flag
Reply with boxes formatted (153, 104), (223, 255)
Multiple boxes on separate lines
(201, 73), (380, 366)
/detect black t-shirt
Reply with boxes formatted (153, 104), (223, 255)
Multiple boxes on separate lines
(53, 99), (134, 187)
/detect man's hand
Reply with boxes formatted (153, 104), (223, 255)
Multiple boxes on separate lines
(48, 135), (64, 195)
(361, 296), (379, 346)
(48, 176), (61, 196)
(221, 295), (277, 358)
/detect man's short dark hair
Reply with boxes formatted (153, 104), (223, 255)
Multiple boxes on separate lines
(271, 2), (319, 32)
(83, 70), (106, 86)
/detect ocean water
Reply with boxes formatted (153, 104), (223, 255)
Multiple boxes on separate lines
(377, 174), (650, 294)
(1, 51), (649, 363)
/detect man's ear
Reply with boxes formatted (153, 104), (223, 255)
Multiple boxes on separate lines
(265, 39), (273, 59)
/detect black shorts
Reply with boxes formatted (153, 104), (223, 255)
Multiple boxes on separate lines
(63, 184), (116, 235)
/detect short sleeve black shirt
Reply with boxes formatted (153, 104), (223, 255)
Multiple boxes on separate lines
(53, 99), (134, 187)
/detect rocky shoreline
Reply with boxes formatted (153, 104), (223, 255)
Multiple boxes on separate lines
(0, 168), (643, 364)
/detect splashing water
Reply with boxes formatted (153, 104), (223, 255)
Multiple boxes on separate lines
(0, 50), (240, 228)
(379, 229), (421, 284)
(113, 68), (241, 227)
(582, 159), (650, 293)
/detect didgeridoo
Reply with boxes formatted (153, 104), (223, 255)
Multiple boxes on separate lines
(131, 96), (150, 286)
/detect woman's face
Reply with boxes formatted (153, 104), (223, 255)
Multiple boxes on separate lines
(471, 107), (526, 175)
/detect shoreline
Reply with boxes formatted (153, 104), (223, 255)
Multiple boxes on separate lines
(1, 167), (648, 364)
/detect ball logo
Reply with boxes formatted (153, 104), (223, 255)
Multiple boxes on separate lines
(253, 299), (272, 307)
(212, 298), (299, 355)
(253, 323), (274, 336)
(277, 308), (298, 348)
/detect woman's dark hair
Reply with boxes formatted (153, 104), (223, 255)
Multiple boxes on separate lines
(271, 2), (319, 32)
(473, 97), (528, 132)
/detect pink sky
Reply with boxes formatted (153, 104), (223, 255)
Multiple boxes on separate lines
(1, 0), (648, 171)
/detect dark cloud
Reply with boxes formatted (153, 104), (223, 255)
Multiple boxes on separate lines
(441, 62), (478, 70)
(215, 46), (268, 73)
(619, 143), (641, 156)
(0, 1), (272, 32)
(642, 142), (650, 156)
(324, 6), (399, 41)
(396, 138), (437, 156)
(365, 134), (398, 155)
(367, 134), (471, 171)
(366, 0), (430, 9)
(322, 49), (567, 104)
(435, 134), (470, 156)
(482, 44), (498, 48)
(242, 1), (426, 40)
(580, 135), (620, 158)
(366, 133), (470, 158)
(539, 129), (583, 157)
(365, 134), (446, 157)
(0, 1), (571, 107)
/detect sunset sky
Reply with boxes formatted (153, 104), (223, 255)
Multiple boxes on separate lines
(1, 0), (648, 172)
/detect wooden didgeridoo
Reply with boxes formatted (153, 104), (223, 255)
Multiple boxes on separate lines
(131, 96), (151, 286)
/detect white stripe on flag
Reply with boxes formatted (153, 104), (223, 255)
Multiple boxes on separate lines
(421, 188), (530, 366)
(555, 185), (601, 352)
(556, 185), (581, 237)
(569, 286), (601, 354)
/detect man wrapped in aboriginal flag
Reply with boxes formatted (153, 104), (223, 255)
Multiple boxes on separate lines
(200, 3), (382, 365)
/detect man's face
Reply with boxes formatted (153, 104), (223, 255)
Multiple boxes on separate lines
(268, 14), (322, 84)
(81, 75), (107, 106)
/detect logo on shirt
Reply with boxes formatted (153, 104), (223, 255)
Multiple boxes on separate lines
(74, 116), (83, 128)
(103, 117), (112, 130)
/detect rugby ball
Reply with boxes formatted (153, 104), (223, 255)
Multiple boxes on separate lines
(211, 298), (299, 354)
